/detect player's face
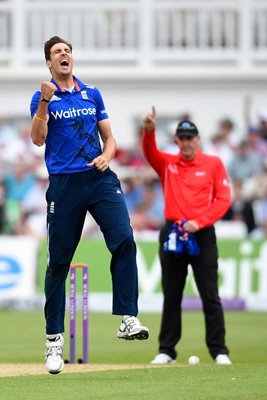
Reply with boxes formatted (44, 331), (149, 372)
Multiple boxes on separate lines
(46, 43), (73, 77)
(175, 135), (200, 160)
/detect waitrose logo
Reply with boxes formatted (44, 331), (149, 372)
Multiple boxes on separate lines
(51, 107), (97, 119)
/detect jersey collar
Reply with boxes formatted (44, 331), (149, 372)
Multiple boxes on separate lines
(50, 75), (86, 93)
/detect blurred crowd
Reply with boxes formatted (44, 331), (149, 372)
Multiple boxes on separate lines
(1, 109), (267, 239)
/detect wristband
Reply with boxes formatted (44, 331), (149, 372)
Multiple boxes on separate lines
(35, 114), (47, 123)
(40, 96), (50, 103)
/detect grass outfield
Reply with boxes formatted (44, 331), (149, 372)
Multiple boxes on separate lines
(0, 311), (266, 399)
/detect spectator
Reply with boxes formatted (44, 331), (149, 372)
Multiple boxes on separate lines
(5, 161), (35, 202)
(18, 164), (48, 237)
(250, 186), (267, 239)
(130, 179), (164, 231)
(145, 178), (164, 228)
(228, 140), (263, 184)
(122, 176), (145, 214)
(243, 159), (267, 201)
(250, 218), (267, 239)
(0, 119), (30, 169)
(203, 133), (234, 170)
(247, 125), (267, 160)
(222, 181), (257, 234)
(216, 117), (242, 150)
(4, 161), (36, 233)
(257, 109), (267, 142)
(0, 116), (18, 144)
(203, 117), (244, 170)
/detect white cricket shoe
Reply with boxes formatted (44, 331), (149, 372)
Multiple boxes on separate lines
(215, 354), (232, 365)
(117, 315), (149, 340)
(150, 353), (176, 365)
(45, 334), (64, 374)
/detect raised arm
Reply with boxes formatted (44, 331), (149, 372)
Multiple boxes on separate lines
(143, 106), (156, 133)
(31, 81), (57, 146)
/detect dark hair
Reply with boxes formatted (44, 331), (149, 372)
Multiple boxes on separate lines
(44, 36), (72, 61)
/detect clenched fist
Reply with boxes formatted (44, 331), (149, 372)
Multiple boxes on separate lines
(41, 81), (57, 101)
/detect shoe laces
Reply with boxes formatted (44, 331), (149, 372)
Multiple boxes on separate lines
(45, 337), (63, 358)
(123, 316), (140, 332)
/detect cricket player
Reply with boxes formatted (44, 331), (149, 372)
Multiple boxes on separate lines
(30, 36), (149, 374)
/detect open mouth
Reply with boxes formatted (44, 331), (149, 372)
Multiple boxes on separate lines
(60, 59), (69, 67)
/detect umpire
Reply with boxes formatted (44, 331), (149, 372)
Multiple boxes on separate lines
(142, 107), (232, 365)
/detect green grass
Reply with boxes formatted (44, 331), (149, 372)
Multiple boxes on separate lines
(0, 311), (267, 399)
(2, 366), (267, 400)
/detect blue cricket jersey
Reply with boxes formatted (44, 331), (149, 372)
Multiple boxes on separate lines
(30, 76), (109, 174)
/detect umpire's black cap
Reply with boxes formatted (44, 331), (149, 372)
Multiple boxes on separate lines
(175, 120), (199, 137)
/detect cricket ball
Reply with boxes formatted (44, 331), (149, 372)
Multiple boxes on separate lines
(188, 355), (200, 365)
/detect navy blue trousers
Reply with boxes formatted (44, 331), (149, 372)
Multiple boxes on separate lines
(45, 168), (138, 334)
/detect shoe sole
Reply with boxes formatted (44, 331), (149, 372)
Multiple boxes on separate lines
(48, 369), (63, 375)
(216, 362), (232, 365)
(117, 329), (149, 340)
(47, 360), (64, 374)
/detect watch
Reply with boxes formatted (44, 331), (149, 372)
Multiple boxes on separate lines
(40, 96), (50, 103)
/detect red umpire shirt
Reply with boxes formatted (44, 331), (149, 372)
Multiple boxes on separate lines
(142, 130), (231, 229)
